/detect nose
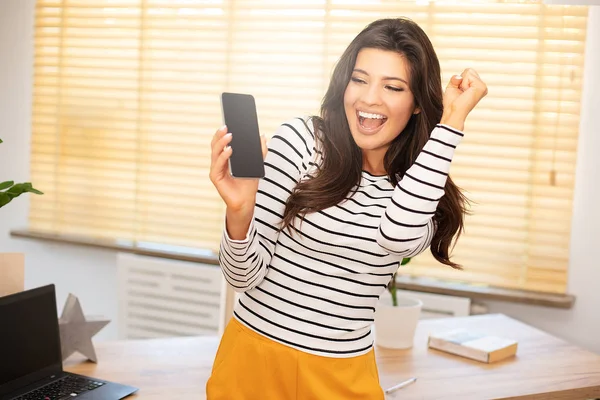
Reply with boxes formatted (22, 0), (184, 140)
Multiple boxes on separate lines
(362, 82), (382, 106)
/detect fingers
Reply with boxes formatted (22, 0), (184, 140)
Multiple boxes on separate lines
(211, 125), (228, 148)
(211, 130), (233, 166)
(441, 68), (487, 130)
(448, 74), (464, 90)
(209, 127), (233, 183)
(443, 75), (464, 110)
(458, 68), (488, 97)
(212, 140), (233, 180)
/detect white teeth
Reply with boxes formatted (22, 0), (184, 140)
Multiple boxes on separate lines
(358, 111), (386, 119)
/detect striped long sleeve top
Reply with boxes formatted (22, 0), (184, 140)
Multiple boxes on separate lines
(218, 116), (463, 357)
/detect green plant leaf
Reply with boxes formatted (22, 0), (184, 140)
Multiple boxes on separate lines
(0, 139), (43, 209)
(5, 182), (44, 196)
(0, 181), (14, 190)
(401, 257), (411, 266)
(0, 193), (11, 207)
(29, 188), (44, 195)
(0, 182), (43, 209)
(5, 184), (26, 196)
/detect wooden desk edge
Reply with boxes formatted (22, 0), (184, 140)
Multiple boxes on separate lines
(498, 385), (600, 400)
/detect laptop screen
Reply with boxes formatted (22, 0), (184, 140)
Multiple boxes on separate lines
(0, 284), (62, 389)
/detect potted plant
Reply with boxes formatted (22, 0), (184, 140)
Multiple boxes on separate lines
(374, 257), (423, 349)
(0, 137), (43, 296)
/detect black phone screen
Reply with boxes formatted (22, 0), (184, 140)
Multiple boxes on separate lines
(220, 92), (265, 178)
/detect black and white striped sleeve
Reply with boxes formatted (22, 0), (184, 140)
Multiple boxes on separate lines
(219, 118), (314, 292)
(377, 124), (464, 257)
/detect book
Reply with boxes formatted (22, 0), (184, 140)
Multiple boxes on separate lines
(427, 329), (518, 363)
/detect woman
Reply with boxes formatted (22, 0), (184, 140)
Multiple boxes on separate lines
(208, 17), (487, 400)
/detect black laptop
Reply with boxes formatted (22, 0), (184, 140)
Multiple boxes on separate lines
(0, 284), (138, 400)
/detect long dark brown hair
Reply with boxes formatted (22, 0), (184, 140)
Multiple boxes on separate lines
(281, 18), (468, 269)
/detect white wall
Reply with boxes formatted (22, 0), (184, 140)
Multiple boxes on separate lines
(1, 0), (599, 351)
(0, 0), (120, 341)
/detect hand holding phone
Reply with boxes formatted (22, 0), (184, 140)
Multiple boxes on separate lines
(209, 93), (268, 238)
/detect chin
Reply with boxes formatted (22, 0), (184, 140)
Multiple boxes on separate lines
(351, 134), (384, 151)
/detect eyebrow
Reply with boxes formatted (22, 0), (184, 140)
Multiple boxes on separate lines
(353, 68), (408, 85)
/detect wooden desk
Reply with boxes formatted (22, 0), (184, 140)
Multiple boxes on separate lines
(64, 314), (600, 399)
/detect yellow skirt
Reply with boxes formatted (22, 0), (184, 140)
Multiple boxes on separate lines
(206, 318), (384, 400)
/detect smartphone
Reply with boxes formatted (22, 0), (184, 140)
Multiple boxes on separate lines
(220, 92), (265, 179)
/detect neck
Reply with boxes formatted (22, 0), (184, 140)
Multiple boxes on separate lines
(362, 149), (387, 176)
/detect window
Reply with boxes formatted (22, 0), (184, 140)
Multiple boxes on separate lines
(30, 0), (588, 293)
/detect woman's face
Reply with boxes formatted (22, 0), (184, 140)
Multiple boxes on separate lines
(344, 48), (419, 163)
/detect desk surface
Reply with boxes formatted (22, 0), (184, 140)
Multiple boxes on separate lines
(65, 314), (600, 400)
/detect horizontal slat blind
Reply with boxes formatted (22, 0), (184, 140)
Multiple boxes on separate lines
(402, 3), (587, 294)
(29, 0), (588, 293)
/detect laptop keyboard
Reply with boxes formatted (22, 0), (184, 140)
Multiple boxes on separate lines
(14, 375), (105, 400)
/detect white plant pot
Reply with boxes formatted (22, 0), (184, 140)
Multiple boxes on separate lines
(374, 292), (423, 349)
(0, 253), (25, 297)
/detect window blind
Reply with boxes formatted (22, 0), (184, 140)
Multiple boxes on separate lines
(29, 0), (588, 293)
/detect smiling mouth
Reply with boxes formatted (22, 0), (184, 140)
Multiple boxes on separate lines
(357, 110), (388, 131)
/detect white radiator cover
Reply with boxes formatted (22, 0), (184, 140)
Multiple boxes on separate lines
(117, 253), (223, 339)
(117, 253), (483, 339)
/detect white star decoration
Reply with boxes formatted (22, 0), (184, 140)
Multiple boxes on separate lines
(58, 293), (110, 363)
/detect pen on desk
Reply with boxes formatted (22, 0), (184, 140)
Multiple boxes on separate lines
(384, 377), (417, 394)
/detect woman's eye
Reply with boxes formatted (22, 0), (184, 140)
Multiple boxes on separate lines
(386, 86), (404, 92)
(351, 77), (366, 84)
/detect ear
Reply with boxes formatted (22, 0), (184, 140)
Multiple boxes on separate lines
(413, 107), (421, 115)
